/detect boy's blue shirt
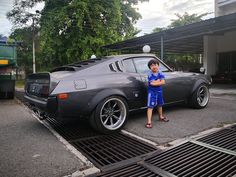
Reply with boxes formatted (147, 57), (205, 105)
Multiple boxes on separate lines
(148, 71), (165, 92)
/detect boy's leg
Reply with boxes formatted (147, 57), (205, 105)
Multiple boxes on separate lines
(157, 91), (165, 119)
(157, 106), (169, 122)
(157, 106), (163, 119)
(147, 108), (153, 124)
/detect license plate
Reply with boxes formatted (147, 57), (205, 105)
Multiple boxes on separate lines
(30, 84), (40, 94)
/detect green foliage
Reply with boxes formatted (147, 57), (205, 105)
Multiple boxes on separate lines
(39, 0), (148, 67)
(152, 27), (166, 33)
(152, 12), (208, 33)
(10, 27), (40, 75)
(7, 0), (42, 26)
(163, 53), (202, 72)
(15, 79), (25, 88)
(6, 38), (15, 44)
(8, 0), (148, 70)
(168, 12), (209, 28)
(152, 12), (208, 68)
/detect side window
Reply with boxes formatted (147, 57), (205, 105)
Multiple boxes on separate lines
(159, 63), (170, 72)
(133, 58), (152, 74)
(122, 59), (136, 73)
(133, 57), (170, 74)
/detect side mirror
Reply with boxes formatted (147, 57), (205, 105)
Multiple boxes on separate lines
(200, 67), (205, 74)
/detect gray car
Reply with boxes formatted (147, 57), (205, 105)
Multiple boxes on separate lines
(24, 54), (212, 133)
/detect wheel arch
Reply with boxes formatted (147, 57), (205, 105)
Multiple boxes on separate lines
(88, 89), (128, 113)
(190, 78), (210, 95)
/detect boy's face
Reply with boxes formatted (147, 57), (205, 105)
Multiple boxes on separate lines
(150, 63), (159, 73)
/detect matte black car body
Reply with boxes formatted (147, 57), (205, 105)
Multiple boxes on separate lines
(24, 54), (212, 133)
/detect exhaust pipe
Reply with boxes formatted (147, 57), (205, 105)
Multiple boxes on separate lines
(31, 106), (47, 120)
(39, 112), (47, 120)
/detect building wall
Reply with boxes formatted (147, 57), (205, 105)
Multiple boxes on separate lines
(203, 36), (217, 75)
(204, 31), (236, 75)
(217, 31), (236, 52)
(215, 0), (236, 17)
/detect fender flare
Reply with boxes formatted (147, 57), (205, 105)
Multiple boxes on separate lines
(88, 89), (128, 112)
(190, 78), (209, 95)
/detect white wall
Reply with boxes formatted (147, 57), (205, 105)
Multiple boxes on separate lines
(203, 30), (236, 75)
(215, 0), (236, 17)
(203, 36), (217, 75)
(217, 31), (236, 52)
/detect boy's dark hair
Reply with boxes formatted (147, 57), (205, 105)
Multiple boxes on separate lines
(148, 59), (159, 69)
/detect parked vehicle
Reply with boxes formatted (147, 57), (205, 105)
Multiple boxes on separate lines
(0, 41), (17, 99)
(24, 54), (212, 133)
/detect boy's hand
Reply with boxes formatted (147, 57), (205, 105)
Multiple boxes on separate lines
(150, 79), (165, 86)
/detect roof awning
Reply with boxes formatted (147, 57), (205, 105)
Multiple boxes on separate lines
(103, 12), (236, 54)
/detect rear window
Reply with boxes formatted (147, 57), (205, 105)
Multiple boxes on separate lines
(122, 59), (136, 73)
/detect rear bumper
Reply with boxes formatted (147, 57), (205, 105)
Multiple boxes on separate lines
(24, 94), (58, 113)
(24, 92), (91, 119)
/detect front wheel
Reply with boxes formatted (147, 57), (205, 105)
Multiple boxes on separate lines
(89, 96), (128, 134)
(189, 84), (210, 109)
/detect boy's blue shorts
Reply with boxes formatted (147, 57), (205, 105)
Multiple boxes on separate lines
(147, 91), (164, 108)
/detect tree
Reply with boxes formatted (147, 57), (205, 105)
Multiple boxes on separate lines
(152, 27), (166, 33)
(10, 27), (40, 74)
(39, 0), (149, 66)
(7, 0), (148, 69)
(7, 0), (42, 27)
(151, 12), (208, 71)
(168, 12), (209, 28)
(152, 12), (208, 33)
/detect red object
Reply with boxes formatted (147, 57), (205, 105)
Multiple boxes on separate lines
(58, 93), (68, 100)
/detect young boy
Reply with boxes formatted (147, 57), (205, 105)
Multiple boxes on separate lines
(146, 59), (169, 128)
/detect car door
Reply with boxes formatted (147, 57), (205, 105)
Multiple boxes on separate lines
(122, 58), (147, 109)
(132, 57), (187, 105)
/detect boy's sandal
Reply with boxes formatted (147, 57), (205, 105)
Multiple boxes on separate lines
(145, 123), (153, 128)
(158, 117), (169, 122)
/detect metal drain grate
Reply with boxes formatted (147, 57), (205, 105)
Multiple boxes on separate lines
(17, 91), (236, 176)
(95, 163), (161, 177)
(197, 128), (236, 151)
(71, 133), (157, 168)
(44, 117), (100, 140)
(145, 142), (236, 177)
(230, 124), (236, 130)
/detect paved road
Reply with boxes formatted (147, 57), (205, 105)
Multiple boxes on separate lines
(1, 85), (235, 176)
(125, 94), (236, 145)
(0, 99), (88, 177)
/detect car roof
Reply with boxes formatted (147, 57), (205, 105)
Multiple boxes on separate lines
(50, 53), (157, 72)
(108, 53), (157, 60)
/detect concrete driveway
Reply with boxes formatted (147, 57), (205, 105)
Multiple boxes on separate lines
(0, 99), (90, 177)
(4, 84), (235, 177)
(124, 86), (236, 145)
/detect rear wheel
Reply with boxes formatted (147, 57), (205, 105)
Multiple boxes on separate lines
(89, 96), (128, 134)
(189, 84), (210, 109)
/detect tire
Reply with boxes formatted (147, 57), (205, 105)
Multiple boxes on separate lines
(189, 84), (210, 109)
(89, 96), (128, 134)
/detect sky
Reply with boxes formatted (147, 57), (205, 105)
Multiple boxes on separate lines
(135, 0), (214, 35)
(0, 0), (14, 36)
(0, 0), (214, 37)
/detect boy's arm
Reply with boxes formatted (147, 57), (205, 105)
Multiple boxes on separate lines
(150, 79), (165, 86)
(150, 72), (165, 86)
